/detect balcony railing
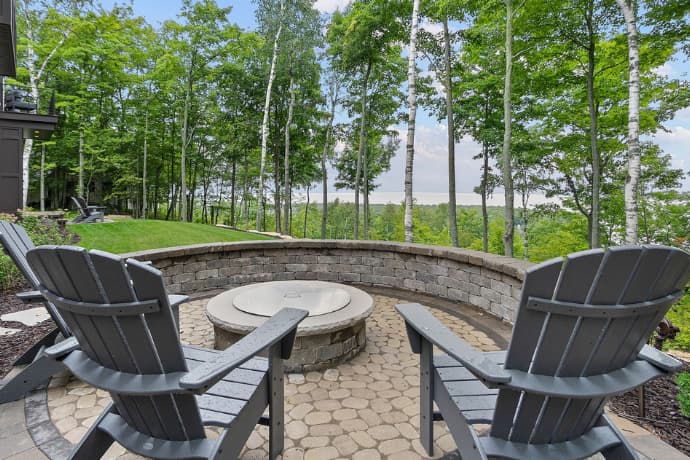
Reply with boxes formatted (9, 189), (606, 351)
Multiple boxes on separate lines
(1, 81), (56, 116)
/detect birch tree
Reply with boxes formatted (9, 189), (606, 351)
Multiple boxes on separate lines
(616, 0), (641, 244)
(256, 0), (286, 231)
(502, 0), (515, 257)
(16, 0), (82, 208)
(404, 0), (420, 243)
(321, 74), (340, 239)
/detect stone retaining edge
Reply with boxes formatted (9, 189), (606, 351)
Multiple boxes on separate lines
(123, 239), (535, 323)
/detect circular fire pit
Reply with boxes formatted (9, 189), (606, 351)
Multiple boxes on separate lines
(206, 281), (374, 372)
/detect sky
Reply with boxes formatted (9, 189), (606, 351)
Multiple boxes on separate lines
(102, 0), (690, 197)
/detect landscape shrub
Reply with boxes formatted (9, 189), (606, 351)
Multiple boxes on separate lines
(0, 215), (74, 292)
(678, 372), (690, 418)
(667, 293), (690, 352)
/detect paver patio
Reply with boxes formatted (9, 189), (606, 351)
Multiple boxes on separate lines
(1, 289), (687, 459)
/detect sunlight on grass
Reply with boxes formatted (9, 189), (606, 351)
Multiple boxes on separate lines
(71, 219), (271, 253)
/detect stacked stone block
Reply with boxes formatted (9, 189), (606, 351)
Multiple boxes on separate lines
(124, 240), (533, 323)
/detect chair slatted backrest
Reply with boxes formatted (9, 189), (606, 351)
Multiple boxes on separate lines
(491, 245), (690, 444)
(0, 221), (71, 337)
(71, 196), (89, 217)
(26, 246), (206, 442)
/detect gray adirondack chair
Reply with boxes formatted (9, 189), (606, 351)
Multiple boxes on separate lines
(0, 221), (187, 403)
(71, 196), (105, 223)
(397, 245), (690, 460)
(26, 245), (308, 459)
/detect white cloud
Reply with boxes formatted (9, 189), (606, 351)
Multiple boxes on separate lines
(652, 108), (690, 188)
(420, 20), (443, 35)
(376, 124), (484, 193)
(314, 0), (351, 14)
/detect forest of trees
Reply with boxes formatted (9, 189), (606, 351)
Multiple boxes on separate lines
(11, 0), (690, 256)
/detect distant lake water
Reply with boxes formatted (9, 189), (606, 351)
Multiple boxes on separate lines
(299, 191), (562, 207)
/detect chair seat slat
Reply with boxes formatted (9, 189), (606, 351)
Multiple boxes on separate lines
(451, 394), (497, 411)
(199, 409), (235, 428)
(197, 394), (252, 417)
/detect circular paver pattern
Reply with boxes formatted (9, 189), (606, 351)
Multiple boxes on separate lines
(47, 293), (501, 459)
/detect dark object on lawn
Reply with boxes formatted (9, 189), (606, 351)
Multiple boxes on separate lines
(4, 90), (36, 112)
(398, 245), (690, 460)
(655, 318), (681, 350)
(71, 196), (105, 223)
(27, 245), (307, 459)
(0, 220), (187, 403)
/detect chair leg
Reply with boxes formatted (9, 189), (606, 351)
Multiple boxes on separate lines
(268, 343), (284, 460)
(420, 339), (434, 456)
(13, 328), (61, 365)
(70, 403), (117, 460)
(0, 355), (64, 404)
(597, 414), (639, 460)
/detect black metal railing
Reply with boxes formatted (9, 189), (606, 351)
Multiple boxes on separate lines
(1, 81), (56, 116)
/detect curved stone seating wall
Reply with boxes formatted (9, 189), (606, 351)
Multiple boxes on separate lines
(124, 240), (534, 323)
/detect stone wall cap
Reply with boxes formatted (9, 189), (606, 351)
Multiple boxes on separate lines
(123, 239), (534, 280)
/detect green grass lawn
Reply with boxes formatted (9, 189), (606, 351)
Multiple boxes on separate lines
(71, 219), (271, 253)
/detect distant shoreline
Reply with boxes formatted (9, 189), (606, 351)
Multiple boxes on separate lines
(293, 191), (562, 207)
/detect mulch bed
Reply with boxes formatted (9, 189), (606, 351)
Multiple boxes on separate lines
(609, 358), (690, 456)
(0, 286), (56, 378)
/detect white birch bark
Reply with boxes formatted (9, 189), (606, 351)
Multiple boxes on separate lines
(20, 0), (71, 209)
(143, 110), (148, 218)
(78, 127), (84, 197)
(404, 0), (420, 243)
(40, 144), (45, 211)
(257, 0), (285, 231)
(354, 61), (371, 240)
(443, 16), (459, 247)
(321, 79), (338, 240)
(502, 0), (515, 258)
(283, 65), (295, 234)
(617, 0), (641, 244)
(180, 64), (193, 222)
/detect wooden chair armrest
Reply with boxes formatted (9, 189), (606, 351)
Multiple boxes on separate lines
(396, 303), (511, 384)
(179, 307), (308, 393)
(168, 294), (188, 307)
(16, 290), (43, 303)
(44, 336), (80, 359)
(638, 344), (682, 372)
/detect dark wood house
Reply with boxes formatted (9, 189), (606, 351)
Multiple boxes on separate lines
(0, 0), (57, 213)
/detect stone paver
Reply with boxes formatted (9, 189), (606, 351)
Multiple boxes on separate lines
(1, 292), (685, 459)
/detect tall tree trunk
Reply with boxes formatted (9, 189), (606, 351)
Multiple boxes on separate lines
(40, 144), (46, 211)
(617, 0), (641, 244)
(231, 157), (237, 226)
(243, 151), (250, 229)
(274, 148), (282, 233)
(586, 1), (601, 248)
(142, 111), (148, 219)
(443, 16), (459, 247)
(321, 78), (339, 240)
(304, 185), (310, 238)
(482, 142), (489, 253)
(283, 64), (296, 234)
(502, 0), (515, 257)
(355, 61), (372, 240)
(363, 144), (369, 239)
(404, 0), (420, 243)
(78, 127), (84, 197)
(257, 0), (285, 232)
(180, 64), (194, 222)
